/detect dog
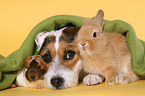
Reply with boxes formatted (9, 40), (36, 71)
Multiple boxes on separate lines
(35, 27), (83, 89)
(16, 55), (48, 88)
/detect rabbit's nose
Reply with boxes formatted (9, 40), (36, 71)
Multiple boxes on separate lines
(80, 43), (87, 47)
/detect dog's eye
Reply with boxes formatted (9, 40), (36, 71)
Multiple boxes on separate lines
(64, 50), (76, 60)
(42, 52), (52, 63)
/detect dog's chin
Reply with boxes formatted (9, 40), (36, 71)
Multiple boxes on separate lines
(43, 59), (82, 89)
(45, 74), (78, 90)
(61, 77), (78, 89)
(43, 68), (79, 90)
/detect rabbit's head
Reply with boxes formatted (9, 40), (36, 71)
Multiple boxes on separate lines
(76, 10), (106, 55)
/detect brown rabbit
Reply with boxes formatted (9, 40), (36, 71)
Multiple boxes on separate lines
(75, 10), (138, 85)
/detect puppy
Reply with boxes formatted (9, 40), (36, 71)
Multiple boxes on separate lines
(16, 55), (47, 88)
(35, 27), (82, 89)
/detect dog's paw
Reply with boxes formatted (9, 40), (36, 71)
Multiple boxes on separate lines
(83, 74), (104, 86)
(35, 85), (44, 89)
(116, 74), (131, 84)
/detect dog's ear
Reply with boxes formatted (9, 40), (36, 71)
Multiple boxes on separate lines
(55, 23), (76, 30)
(35, 32), (53, 51)
(63, 27), (80, 37)
(62, 27), (80, 43)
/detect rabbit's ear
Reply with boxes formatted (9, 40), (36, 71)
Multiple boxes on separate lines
(92, 10), (104, 30)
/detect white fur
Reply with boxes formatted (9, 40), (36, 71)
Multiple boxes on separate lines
(43, 59), (82, 89)
(116, 74), (130, 84)
(54, 27), (66, 52)
(16, 69), (44, 88)
(35, 31), (54, 51)
(83, 74), (104, 85)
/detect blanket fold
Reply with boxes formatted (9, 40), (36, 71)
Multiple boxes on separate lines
(0, 15), (145, 90)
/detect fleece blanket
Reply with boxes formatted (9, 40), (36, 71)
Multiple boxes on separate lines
(0, 15), (145, 90)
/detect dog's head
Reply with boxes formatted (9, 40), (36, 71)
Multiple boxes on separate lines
(24, 55), (48, 82)
(35, 27), (82, 89)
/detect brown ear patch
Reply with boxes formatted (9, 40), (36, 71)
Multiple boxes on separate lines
(60, 27), (80, 43)
(24, 56), (33, 69)
(43, 35), (56, 48)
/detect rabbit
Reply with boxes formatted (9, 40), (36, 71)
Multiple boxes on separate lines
(75, 10), (139, 85)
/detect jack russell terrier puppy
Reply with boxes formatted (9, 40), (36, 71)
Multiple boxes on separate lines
(35, 27), (83, 89)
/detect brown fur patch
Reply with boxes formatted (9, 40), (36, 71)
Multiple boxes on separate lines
(58, 41), (80, 70)
(24, 56), (32, 69)
(24, 55), (48, 82)
(102, 66), (118, 83)
(40, 42), (56, 70)
(60, 27), (80, 43)
(43, 35), (56, 47)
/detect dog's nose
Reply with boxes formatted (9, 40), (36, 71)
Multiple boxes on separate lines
(51, 77), (64, 89)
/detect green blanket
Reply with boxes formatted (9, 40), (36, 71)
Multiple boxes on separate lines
(0, 15), (145, 90)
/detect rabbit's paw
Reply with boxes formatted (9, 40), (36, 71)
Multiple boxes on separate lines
(105, 80), (116, 85)
(83, 74), (104, 86)
(116, 74), (131, 84)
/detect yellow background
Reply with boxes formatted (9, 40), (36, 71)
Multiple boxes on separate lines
(1, 80), (145, 96)
(0, 0), (145, 57)
(0, 0), (145, 95)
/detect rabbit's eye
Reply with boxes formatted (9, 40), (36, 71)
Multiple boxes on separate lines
(93, 32), (97, 37)
(92, 29), (98, 38)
